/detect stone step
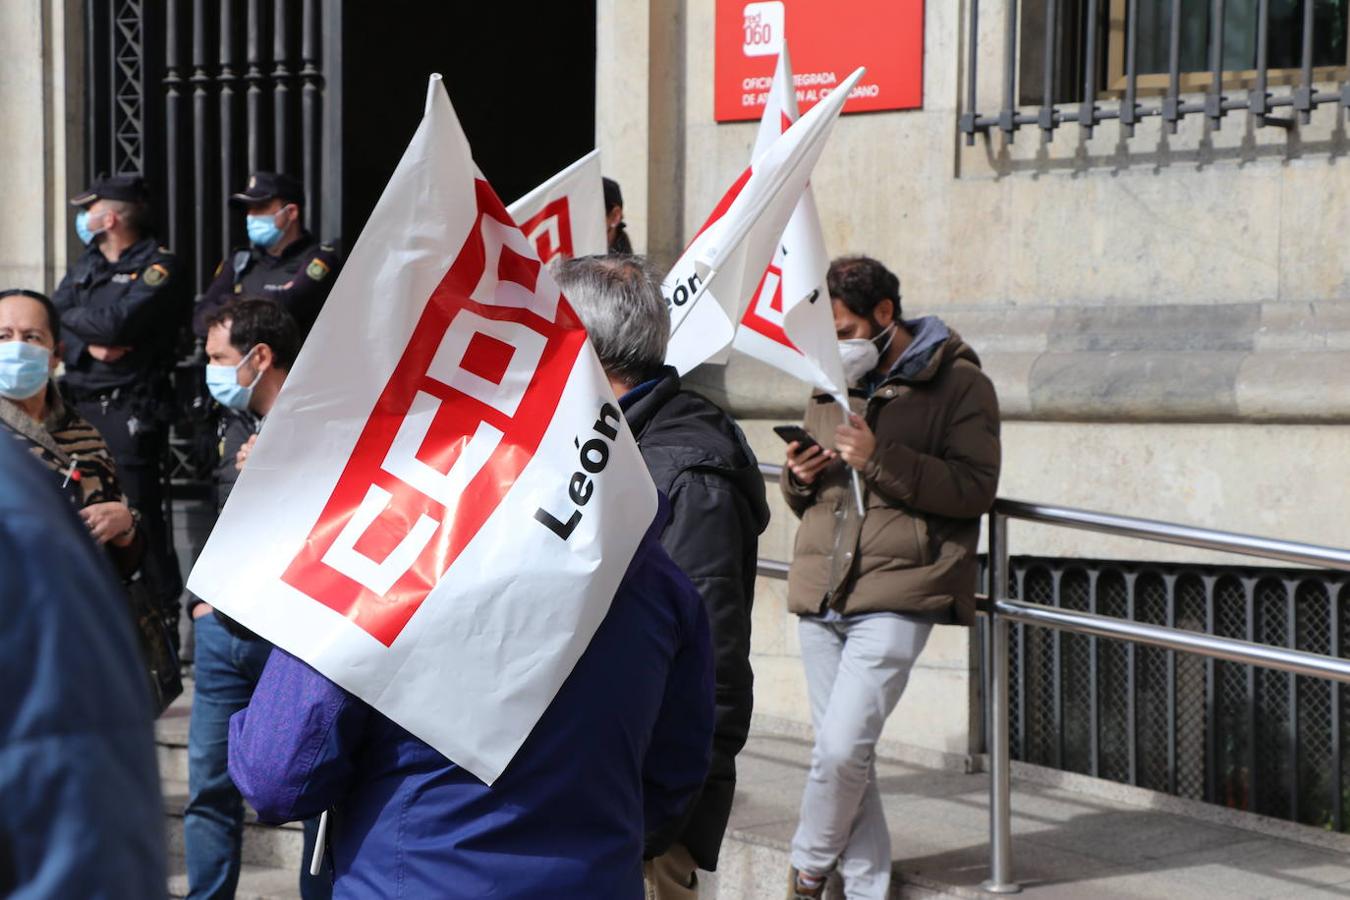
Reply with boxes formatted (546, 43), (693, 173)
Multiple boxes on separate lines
(161, 779), (307, 871)
(166, 854), (299, 900)
(158, 680), (307, 882)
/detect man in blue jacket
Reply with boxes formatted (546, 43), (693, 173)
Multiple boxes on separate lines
(228, 497), (715, 898)
(0, 436), (165, 898)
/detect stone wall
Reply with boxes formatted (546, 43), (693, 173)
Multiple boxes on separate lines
(0, 1), (82, 294)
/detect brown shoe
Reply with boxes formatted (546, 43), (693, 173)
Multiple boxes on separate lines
(787, 866), (826, 900)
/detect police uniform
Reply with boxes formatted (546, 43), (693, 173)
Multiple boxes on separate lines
(193, 172), (341, 513)
(192, 171), (341, 340)
(52, 174), (190, 632)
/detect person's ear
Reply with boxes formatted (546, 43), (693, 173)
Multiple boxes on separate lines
(606, 205), (623, 228)
(873, 298), (895, 329)
(50, 343), (63, 373)
(253, 342), (275, 374)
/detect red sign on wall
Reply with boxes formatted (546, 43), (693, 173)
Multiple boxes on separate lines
(714, 0), (924, 122)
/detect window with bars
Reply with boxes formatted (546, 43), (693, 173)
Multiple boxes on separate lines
(996, 556), (1350, 831)
(962, 0), (1350, 141)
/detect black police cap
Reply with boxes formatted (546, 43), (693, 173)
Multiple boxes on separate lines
(69, 173), (149, 207)
(229, 172), (305, 208)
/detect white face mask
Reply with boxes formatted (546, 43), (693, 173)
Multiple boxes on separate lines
(837, 323), (897, 386)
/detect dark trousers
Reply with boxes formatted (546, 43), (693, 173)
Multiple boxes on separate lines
(76, 396), (184, 636)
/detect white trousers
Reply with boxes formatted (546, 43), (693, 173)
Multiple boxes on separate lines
(790, 614), (932, 900)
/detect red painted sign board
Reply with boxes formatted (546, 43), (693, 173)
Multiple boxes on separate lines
(714, 0), (924, 122)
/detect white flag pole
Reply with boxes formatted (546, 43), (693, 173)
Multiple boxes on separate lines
(309, 810), (329, 876)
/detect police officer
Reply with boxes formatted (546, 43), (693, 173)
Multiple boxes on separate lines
(189, 172), (341, 514)
(52, 173), (190, 640)
(193, 171), (341, 341)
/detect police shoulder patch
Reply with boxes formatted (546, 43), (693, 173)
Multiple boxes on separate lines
(306, 258), (331, 281)
(143, 263), (170, 287)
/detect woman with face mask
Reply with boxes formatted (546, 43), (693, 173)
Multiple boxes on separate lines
(0, 287), (183, 713)
(0, 289), (144, 575)
(779, 257), (1002, 900)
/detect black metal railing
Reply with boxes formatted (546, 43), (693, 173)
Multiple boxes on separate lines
(1002, 556), (1350, 829)
(960, 0), (1350, 145)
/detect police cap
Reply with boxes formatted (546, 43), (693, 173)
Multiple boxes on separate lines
(69, 173), (149, 207)
(229, 172), (304, 208)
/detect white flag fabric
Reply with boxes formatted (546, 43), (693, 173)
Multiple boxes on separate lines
(506, 150), (607, 265)
(732, 47), (848, 404)
(187, 75), (657, 785)
(661, 66), (865, 376)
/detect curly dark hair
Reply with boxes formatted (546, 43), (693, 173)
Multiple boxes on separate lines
(204, 298), (300, 370)
(826, 255), (902, 322)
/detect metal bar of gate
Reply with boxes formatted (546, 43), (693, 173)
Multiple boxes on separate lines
(1207, 0), (1226, 129)
(1163, 0), (1182, 131)
(220, 0), (239, 257)
(164, 0), (186, 266)
(1081, 0), (1100, 136)
(274, 0), (294, 175)
(1298, 0), (1316, 123)
(1000, 0), (1020, 139)
(1122, 0), (1140, 134)
(1040, 0), (1057, 139)
(246, 0), (266, 171)
(191, 0), (212, 288)
(963, 0), (982, 144)
(301, 0), (322, 230)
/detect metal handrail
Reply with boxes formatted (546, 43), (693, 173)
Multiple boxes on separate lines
(994, 498), (1350, 571)
(752, 462), (1350, 893)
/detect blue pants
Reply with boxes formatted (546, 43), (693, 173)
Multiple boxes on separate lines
(185, 612), (332, 899)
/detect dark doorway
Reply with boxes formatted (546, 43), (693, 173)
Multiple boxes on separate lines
(338, 2), (598, 246)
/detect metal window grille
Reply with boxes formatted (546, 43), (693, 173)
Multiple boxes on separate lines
(1001, 556), (1350, 830)
(961, 0), (1350, 144)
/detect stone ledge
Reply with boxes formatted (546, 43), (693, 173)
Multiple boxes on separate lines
(690, 301), (1350, 423)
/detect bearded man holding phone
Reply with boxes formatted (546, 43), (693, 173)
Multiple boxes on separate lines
(780, 256), (1001, 900)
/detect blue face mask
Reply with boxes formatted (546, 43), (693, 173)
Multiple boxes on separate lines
(0, 341), (52, 400)
(246, 212), (284, 249)
(205, 346), (261, 411)
(75, 209), (104, 246)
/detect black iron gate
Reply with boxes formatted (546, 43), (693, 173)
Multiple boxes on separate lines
(86, 0), (338, 292)
(85, 0), (339, 495)
(1004, 556), (1350, 831)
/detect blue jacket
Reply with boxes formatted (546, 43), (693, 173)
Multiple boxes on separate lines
(0, 437), (165, 898)
(229, 503), (715, 899)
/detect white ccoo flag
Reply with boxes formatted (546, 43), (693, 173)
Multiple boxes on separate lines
(507, 150), (607, 265)
(187, 75), (658, 785)
(661, 66), (865, 375)
(732, 47), (848, 405)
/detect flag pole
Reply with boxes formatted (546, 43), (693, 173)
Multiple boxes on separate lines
(309, 810), (329, 876)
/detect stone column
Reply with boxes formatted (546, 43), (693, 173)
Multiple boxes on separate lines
(595, 0), (687, 270)
(0, 0), (84, 293)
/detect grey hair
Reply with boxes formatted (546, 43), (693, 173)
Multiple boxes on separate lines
(552, 255), (670, 387)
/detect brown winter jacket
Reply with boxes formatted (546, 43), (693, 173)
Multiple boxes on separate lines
(781, 324), (1001, 625)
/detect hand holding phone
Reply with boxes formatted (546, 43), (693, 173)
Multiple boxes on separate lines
(776, 424), (834, 486)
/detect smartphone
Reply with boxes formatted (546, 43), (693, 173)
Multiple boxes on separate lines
(773, 424), (821, 453)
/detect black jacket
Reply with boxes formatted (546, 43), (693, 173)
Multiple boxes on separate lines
(625, 367), (769, 870)
(52, 237), (189, 395)
(193, 231), (342, 339)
